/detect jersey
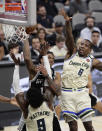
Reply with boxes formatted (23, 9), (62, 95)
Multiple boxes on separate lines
(25, 102), (54, 131)
(62, 52), (93, 89)
(29, 72), (45, 90)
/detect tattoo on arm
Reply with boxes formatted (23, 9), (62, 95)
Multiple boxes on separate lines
(45, 75), (61, 96)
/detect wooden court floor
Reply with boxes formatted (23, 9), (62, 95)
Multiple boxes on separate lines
(4, 116), (102, 131)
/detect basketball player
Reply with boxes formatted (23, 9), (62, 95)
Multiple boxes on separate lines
(55, 74), (102, 120)
(77, 38), (102, 112)
(11, 41), (61, 131)
(60, 9), (102, 131)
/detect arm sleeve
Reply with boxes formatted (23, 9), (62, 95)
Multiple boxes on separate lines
(43, 55), (52, 79)
(12, 65), (22, 95)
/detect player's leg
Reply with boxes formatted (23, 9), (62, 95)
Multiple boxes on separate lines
(77, 90), (95, 131)
(68, 120), (78, 131)
(61, 91), (78, 131)
(83, 121), (94, 131)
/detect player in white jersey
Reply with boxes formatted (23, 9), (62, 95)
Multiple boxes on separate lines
(10, 34), (61, 131)
(60, 9), (102, 131)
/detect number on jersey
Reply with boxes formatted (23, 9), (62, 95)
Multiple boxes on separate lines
(37, 118), (46, 131)
(78, 68), (84, 76)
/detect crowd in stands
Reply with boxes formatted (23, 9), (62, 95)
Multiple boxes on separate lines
(0, 0), (102, 62)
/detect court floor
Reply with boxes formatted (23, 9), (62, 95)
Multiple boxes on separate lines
(4, 116), (102, 131)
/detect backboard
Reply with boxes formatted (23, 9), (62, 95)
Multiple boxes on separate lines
(0, 0), (36, 26)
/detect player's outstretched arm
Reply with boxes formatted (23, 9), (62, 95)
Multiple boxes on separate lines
(0, 95), (18, 107)
(10, 53), (28, 118)
(23, 39), (36, 79)
(61, 9), (76, 56)
(92, 59), (102, 71)
(0, 95), (11, 103)
(10, 53), (22, 95)
(23, 25), (37, 79)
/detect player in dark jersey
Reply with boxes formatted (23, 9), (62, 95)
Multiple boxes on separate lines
(11, 38), (61, 131)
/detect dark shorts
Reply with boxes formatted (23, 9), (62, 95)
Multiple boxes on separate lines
(21, 124), (26, 131)
(53, 115), (61, 131)
(89, 94), (97, 107)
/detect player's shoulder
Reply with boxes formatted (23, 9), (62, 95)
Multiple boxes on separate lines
(88, 54), (94, 59)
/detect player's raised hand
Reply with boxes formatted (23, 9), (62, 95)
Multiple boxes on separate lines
(60, 9), (72, 22)
(36, 64), (48, 77)
(10, 53), (20, 65)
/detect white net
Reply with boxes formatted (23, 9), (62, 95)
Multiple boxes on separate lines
(2, 24), (28, 43)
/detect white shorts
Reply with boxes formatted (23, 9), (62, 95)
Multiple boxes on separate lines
(60, 88), (94, 122)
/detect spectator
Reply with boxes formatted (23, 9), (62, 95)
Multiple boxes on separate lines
(37, 0), (58, 17)
(0, 31), (8, 54)
(80, 16), (102, 42)
(64, 0), (70, 14)
(91, 30), (102, 53)
(37, 28), (47, 45)
(0, 42), (5, 60)
(30, 37), (41, 60)
(37, 5), (53, 28)
(69, 0), (89, 16)
(49, 35), (67, 57)
(6, 42), (23, 61)
(47, 22), (64, 46)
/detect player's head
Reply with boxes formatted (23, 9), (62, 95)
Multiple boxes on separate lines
(26, 87), (44, 108)
(38, 51), (54, 67)
(47, 51), (55, 67)
(78, 39), (93, 57)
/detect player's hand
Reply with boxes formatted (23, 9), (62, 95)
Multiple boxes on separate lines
(10, 53), (20, 65)
(10, 97), (19, 107)
(40, 42), (50, 56)
(36, 64), (48, 77)
(60, 9), (72, 22)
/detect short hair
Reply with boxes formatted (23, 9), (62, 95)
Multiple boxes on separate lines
(47, 51), (54, 57)
(92, 30), (100, 34)
(56, 35), (65, 43)
(8, 43), (19, 52)
(84, 16), (95, 22)
(84, 39), (93, 49)
(37, 28), (46, 35)
(26, 87), (44, 108)
(55, 22), (63, 28)
(32, 36), (39, 41)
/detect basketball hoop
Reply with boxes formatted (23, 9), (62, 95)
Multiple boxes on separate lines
(2, 24), (28, 43)
(0, 0), (36, 43)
